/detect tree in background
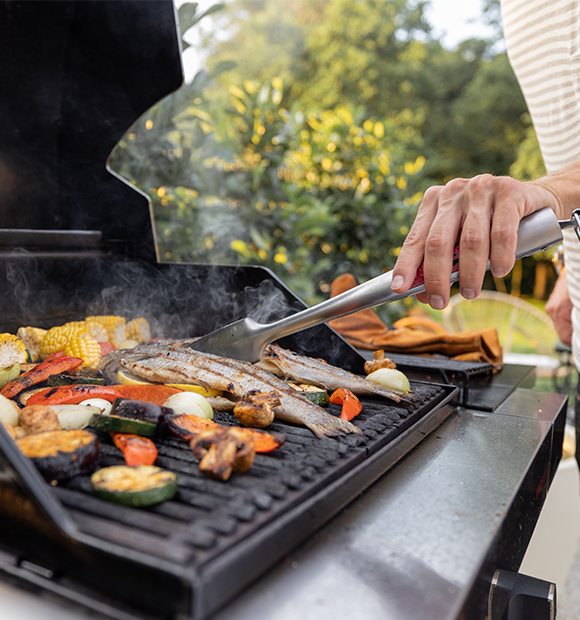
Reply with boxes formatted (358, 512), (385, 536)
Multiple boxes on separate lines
(111, 0), (547, 313)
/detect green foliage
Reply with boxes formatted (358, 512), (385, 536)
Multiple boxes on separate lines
(109, 0), (540, 318)
(510, 117), (546, 181)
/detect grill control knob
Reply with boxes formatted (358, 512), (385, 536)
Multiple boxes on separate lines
(488, 569), (556, 620)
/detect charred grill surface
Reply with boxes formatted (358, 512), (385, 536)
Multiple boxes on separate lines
(49, 382), (449, 571)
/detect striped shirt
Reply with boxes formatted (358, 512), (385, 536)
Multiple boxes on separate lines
(502, 0), (580, 369)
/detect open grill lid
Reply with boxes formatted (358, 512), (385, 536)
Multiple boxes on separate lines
(0, 0), (183, 262)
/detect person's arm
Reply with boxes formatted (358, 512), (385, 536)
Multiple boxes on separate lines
(390, 161), (580, 309)
(545, 267), (573, 346)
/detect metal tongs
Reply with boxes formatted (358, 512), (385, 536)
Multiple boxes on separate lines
(190, 208), (580, 362)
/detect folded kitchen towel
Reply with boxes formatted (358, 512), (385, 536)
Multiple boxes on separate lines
(328, 273), (503, 370)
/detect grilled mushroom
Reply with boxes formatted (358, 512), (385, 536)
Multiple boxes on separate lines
(234, 390), (280, 428)
(363, 350), (397, 375)
(190, 427), (255, 481)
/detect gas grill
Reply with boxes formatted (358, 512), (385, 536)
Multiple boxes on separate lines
(0, 2), (568, 620)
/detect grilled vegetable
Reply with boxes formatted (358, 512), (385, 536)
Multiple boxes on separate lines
(329, 388), (363, 422)
(0, 394), (19, 427)
(288, 383), (330, 407)
(166, 413), (285, 453)
(364, 350), (397, 375)
(85, 316), (126, 347)
(112, 433), (158, 466)
(190, 426), (255, 481)
(0, 333), (29, 367)
(78, 398), (113, 415)
(91, 465), (177, 506)
(63, 336), (102, 371)
(18, 404), (61, 434)
(1, 355), (84, 399)
(0, 363), (20, 390)
(25, 384), (182, 407)
(89, 413), (157, 437)
(48, 374), (105, 387)
(98, 342), (116, 357)
(110, 398), (172, 424)
(39, 322), (107, 359)
(233, 391), (280, 428)
(17, 429), (99, 481)
(125, 318), (151, 344)
(163, 392), (213, 420)
(49, 404), (101, 430)
(366, 368), (410, 393)
(17, 327), (47, 362)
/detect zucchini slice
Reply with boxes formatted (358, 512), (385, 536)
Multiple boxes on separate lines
(89, 413), (157, 437)
(91, 465), (177, 506)
(288, 383), (330, 407)
(17, 429), (99, 481)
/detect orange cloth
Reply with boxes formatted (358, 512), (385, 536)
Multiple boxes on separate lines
(328, 274), (503, 370)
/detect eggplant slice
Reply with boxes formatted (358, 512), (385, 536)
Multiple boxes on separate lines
(17, 429), (99, 481)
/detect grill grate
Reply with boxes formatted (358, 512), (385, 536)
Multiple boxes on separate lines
(0, 381), (457, 619)
(54, 393), (428, 564)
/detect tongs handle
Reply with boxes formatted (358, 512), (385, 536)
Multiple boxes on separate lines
(267, 207), (566, 341)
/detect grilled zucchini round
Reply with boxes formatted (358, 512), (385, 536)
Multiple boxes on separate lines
(89, 413), (157, 437)
(91, 465), (177, 506)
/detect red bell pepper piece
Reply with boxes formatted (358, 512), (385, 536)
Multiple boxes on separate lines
(25, 383), (182, 406)
(112, 433), (158, 466)
(329, 388), (363, 421)
(1, 355), (84, 399)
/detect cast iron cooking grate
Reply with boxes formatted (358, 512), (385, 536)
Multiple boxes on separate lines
(0, 381), (457, 620)
(53, 382), (448, 567)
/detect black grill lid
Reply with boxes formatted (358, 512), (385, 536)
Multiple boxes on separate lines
(0, 0), (183, 262)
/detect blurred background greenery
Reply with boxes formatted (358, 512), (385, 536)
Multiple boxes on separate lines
(109, 0), (554, 325)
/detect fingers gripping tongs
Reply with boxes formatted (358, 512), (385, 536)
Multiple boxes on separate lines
(190, 208), (580, 362)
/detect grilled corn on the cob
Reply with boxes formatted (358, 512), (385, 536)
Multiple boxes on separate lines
(63, 337), (102, 371)
(85, 316), (127, 347)
(0, 333), (29, 367)
(125, 318), (151, 344)
(17, 327), (47, 362)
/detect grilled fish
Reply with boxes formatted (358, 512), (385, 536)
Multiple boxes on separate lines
(257, 345), (414, 403)
(118, 347), (362, 438)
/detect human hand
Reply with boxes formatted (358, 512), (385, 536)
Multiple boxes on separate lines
(390, 174), (560, 309)
(545, 268), (573, 346)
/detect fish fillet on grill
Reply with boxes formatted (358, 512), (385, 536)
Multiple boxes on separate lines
(116, 347), (362, 438)
(257, 345), (414, 403)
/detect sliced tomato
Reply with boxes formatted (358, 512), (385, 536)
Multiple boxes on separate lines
(98, 342), (116, 356)
(112, 433), (158, 466)
(329, 388), (362, 421)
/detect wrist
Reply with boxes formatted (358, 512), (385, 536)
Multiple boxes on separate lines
(528, 160), (580, 220)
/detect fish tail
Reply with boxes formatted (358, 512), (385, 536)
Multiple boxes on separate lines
(308, 415), (362, 438)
